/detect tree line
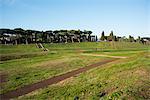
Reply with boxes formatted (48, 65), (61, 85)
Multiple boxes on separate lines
(100, 31), (150, 44)
(0, 28), (149, 45)
(0, 28), (97, 45)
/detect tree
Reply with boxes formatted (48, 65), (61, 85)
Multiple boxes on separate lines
(110, 30), (113, 36)
(128, 35), (135, 42)
(35, 31), (42, 43)
(59, 30), (68, 43)
(53, 30), (60, 43)
(95, 36), (98, 41)
(14, 28), (24, 45)
(0, 29), (10, 44)
(0, 28), (94, 44)
(69, 30), (76, 43)
(74, 30), (81, 43)
(45, 30), (54, 43)
(67, 30), (74, 43)
(81, 30), (87, 42)
(108, 31), (117, 41)
(18, 29), (30, 44)
(100, 31), (105, 41)
(108, 31), (114, 41)
(87, 30), (92, 42)
(136, 36), (141, 43)
(83, 30), (92, 42)
(26, 30), (34, 43)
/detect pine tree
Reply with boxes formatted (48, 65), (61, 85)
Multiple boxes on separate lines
(100, 31), (105, 41)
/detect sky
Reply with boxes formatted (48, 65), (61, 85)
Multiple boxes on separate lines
(0, 0), (149, 38)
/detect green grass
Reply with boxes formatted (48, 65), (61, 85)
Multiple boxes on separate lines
(44, 42), (149, 50)
(84, 49), (148, 57)
(0, 49), (108, 94)
(0, 44), (41, 54)
(0, 42), (150, 99)
(18, 52), (150, 100)
(0, 44), (44, 61)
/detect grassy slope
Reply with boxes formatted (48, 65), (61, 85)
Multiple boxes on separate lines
(0, 44), (44, 61)
(0, 44), (41, 54)
(19, 50), (150, 100)
(0, 42), (150, 99)
(0, 43), (108, 94)
(44, 42), (149, 50)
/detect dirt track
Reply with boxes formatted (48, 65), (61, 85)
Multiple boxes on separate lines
(0, 59), (118, 99)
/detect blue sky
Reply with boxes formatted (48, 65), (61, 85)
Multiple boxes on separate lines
(0, 0), (149, 38)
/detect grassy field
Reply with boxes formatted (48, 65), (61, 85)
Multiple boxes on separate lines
(0, 42), (150, 99)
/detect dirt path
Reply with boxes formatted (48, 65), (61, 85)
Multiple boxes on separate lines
(0, 59), (118, 99)
(81, 53), (127, 59)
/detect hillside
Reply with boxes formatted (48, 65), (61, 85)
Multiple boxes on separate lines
(0, 42), (150, 99)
